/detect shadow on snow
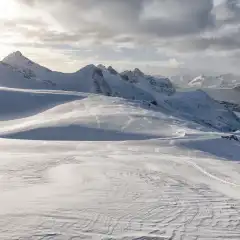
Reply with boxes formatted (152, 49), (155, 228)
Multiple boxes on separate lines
(0, 124), (163, 141)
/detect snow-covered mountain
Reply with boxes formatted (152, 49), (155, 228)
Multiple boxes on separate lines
(1, 51), (240, 132)
(170, 73), (240, 89)
(121, 68), (176, 96)
(0, 62), (54, 89)
(204, 87), (240, 112)
(188, 74), (240, 89)
(188, 75), (220, 88)
(169, 74), (240, 116)
(161, 90), (240, 132)
(1, 51), (176, 103)
(169, 74), (194, 88)
(3, 51), (52, 79)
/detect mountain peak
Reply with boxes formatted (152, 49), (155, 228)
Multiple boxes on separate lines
(3, 51), (29, 65)
(107, 66), (118, 75)
(97, 64), (107, 71)
(13, 51), (23, 57)
(133, 68), (144, 76)
(4, 51), (24, 60)
(2, 51), (52, 75)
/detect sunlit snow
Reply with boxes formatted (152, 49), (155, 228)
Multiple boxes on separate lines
(0, 52), (239, 240)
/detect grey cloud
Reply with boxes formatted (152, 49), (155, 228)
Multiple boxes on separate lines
(9, 0), (240, 51)
(0, 18), (47, 29)
(225, 0), (240, 21)
(19, 0), (215, 38)
(163, 27), (240, 52)
(12, 0), (219, 57)
(215, 0), (240, 24)
(9, 0), (240, 75)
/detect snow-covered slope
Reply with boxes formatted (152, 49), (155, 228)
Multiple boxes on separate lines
(204, 88), (240, 105)
(188, 75), (225, 88)
(0, 88), (188, 141)
(0, 87), (83, 120)
(2, 51), (52, 79)
(0, 62), (55, 89)
(0, 87), (239, 240)
(204, 87), (240, 112)
(158, 89), (240, 132)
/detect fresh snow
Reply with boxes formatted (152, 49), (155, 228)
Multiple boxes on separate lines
(2, 51), (52, 78)
(171, 73), (240, 89)
(188, 75), (226, 88)
(159, 90), (240, 132)
(204, 87), (240, 105)
(1, 52), (173, 102)
(0, 62), (53, 89)
(0, 52), (240, 240)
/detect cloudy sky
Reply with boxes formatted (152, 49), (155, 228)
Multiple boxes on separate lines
(0, 0), (240, 75)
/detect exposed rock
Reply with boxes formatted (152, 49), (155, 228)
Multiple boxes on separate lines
(221, 135), (239, 142)
(107, 66), (118, 75)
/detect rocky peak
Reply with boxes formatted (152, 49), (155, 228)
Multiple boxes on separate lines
(133, 68), (144, 77)
(107, 66), (118, 75)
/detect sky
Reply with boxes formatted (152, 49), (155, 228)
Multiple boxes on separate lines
(1, 0), (240, 75)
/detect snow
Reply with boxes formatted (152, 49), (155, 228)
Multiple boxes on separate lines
(157, 89), (240, 132)
(121, 69), (176, 96)
(0, 52), (240, 240)
(170, 73), (240, 89)
(0, 87), (82, 120)
(0, 62), (52, 89)
(2, 51), (52, 78)
(188, 75), (206, 87)
(188, 75), (225, 88)
(1, 52), (162, 102)
(205, 87), (240, 105)
(0, 87), (239, 240)
(0, 88), (185, 141)
(203, 87), (240, 113)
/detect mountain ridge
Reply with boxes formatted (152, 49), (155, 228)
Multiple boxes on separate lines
(1, 51), (176, 101)
(1, 51), (240, 132)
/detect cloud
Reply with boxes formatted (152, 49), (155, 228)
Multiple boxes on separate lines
(19, 0), (215, 38)
(1, 0), (240, 75)
(10, 0), (217, 48)
(219, 0), (240, 23)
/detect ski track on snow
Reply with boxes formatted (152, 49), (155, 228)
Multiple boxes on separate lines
(0, 90), (239, 240)
(183, 158), (240, 187)
(0, 140), (239, 240)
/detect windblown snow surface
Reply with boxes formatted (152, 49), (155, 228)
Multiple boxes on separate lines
(0, 86), (240, 240)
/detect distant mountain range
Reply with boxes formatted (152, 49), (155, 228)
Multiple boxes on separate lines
(3, 51), (240, 93)
(1, 51), (175, 102)
(170, 74), (240, 89)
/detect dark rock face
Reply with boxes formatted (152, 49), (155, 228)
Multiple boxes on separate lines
(221, 135), (239, 141)
(147, 76), (176, 96)
(150, 100), (158, 106)
(107, 66), (118, 75)
(220, 101), (240, 113)
(120, 74), (129, 81)
(134, 68), (144, 77)
(94, 68), (104, 77)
